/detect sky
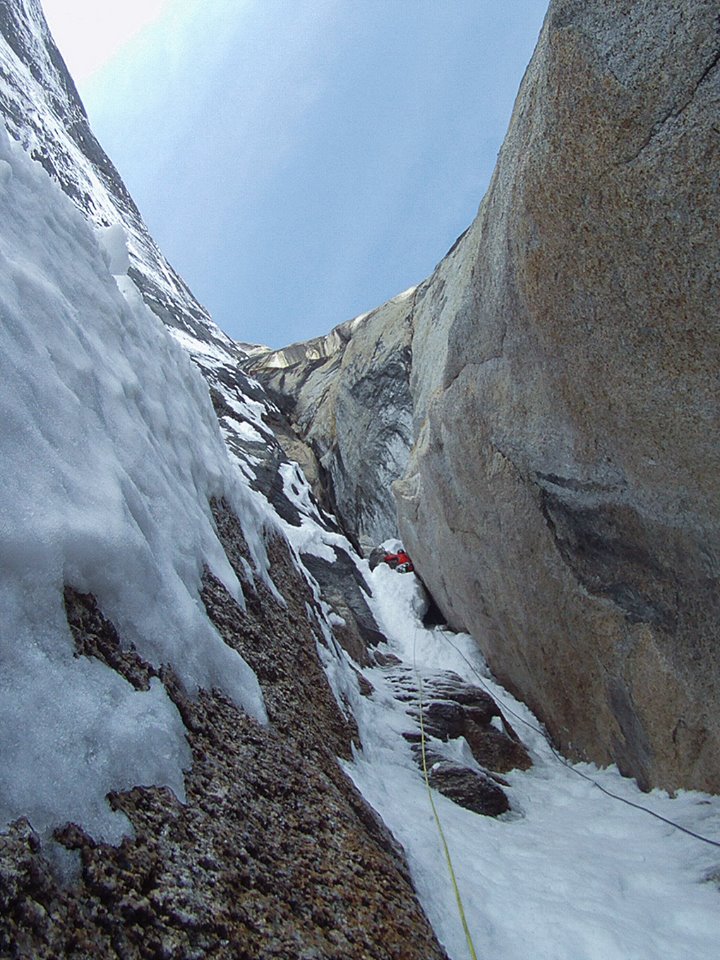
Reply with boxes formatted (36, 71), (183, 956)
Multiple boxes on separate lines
(41, 0), (549, 348)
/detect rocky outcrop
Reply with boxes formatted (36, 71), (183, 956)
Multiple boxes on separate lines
(395, 0), (720, 792)
(0, 502), (448, 959)
(427, 762), (510, 818)
(248, 288), (417, 552)
(300, 547), (387, 665)
(386, 666), (531, 817)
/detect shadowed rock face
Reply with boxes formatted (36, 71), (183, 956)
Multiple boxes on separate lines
(395, 0), (720, 792)
(247, 288), (417, 553)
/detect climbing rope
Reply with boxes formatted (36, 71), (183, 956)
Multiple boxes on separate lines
(435, 628), (720, 851)
(413, 631), (480, 960)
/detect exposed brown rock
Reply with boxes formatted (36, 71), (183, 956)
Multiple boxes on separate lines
(427, 761), (510, 818)
(418, 672), (532, 775)
(64, 587), (158, 692)
(1, 502), (447, 959)
(387, 665), (531, 817)
(463, 725), (533, 776)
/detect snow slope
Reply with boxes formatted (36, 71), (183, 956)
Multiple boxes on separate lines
(349, 566), (720, 960)
(0, 123), (268, 844)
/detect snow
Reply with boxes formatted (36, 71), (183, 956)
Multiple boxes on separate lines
(222, 415), (265, 443)
(343, 562), (720, 960)
(280, 461), (325, 524)
(98, 222), (130, 275)
(0, 124), (269, 845)
(169, 327), (234, 367)
(395, 284), (418, 302)
(226, 392), (273, 429)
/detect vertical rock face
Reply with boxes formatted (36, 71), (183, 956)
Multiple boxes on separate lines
(396, 0), (720, 792)
(248, 287), (417, 552)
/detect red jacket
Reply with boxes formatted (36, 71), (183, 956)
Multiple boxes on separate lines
(383, 551), (414, 571)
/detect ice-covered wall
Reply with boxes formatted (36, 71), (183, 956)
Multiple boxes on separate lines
(0, 124), (268, 842)
(0, 5), (453, 956)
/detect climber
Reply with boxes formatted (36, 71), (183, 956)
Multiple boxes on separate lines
(381, 548), (414, 574)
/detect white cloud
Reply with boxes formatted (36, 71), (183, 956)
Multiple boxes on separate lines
(41, 0), (172, 81)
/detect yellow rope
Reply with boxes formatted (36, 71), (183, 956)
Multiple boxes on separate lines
(414, 643), (479, 960)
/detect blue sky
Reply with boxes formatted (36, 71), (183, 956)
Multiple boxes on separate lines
(43, 0), (548, 348)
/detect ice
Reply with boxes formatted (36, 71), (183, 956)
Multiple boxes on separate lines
(0, 124), (267, 844)
(0, 583), (189, 844)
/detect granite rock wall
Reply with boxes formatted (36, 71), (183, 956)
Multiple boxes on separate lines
(396, 0), (720, 792)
